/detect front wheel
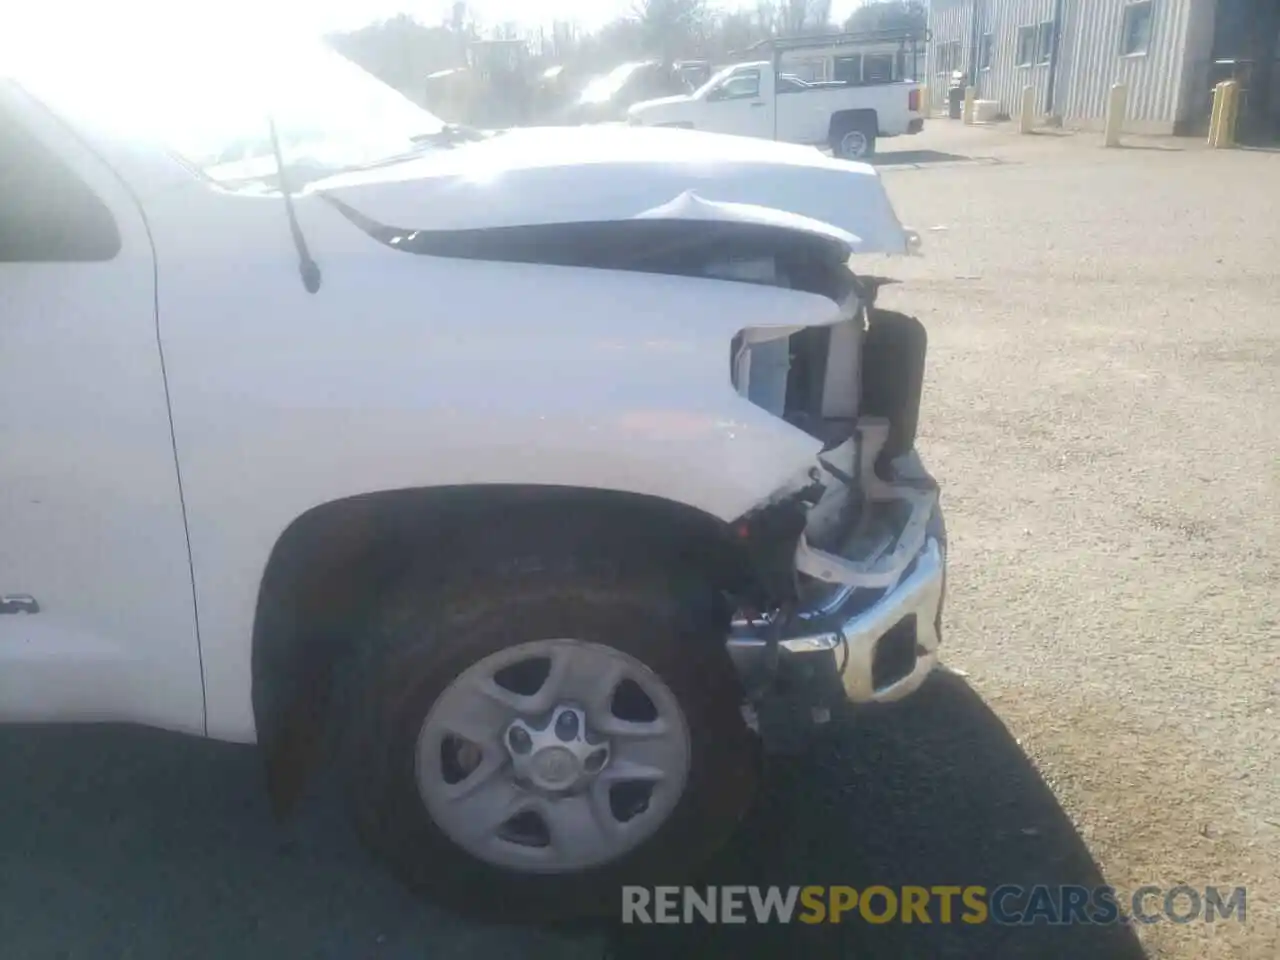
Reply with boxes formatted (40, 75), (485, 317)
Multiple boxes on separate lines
(344, 563), (760, 921)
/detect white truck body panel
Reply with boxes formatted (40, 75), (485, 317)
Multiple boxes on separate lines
(0, 86), (207, 733)
(0, 44), (920, 741)
(148, 189), (849, 740)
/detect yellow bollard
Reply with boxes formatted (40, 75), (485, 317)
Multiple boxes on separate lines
(1208, 80), (1240, 148)
(1223, 80), (1241, 146)
(1208, 81), (1226, 145)
(962, 86), (976, 124)
(919, 84), (931, 118)
(1103, 82), (1127, 147)
(1018, 84), (1036, 133)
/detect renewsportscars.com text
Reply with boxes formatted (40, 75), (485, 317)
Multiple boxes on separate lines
(621, 885), (1248, 925)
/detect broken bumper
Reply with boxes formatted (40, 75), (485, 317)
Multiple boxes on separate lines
(726, 465), (946, 707)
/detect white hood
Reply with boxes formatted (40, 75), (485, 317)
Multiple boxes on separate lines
(310, 125), (917, 255)
(628, 94), (694, 112)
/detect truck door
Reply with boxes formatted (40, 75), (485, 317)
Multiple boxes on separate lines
(699, 67), (773, 139)
(775, 75), (831, 145)
(0, 85), (205, 732)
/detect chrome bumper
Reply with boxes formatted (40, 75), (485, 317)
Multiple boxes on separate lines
(727, 535), (944, 706)
(726, 425), (946, 708)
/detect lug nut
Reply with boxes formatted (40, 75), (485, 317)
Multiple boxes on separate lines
(507, 725), (532, 754)
(554, 709), (579, 741)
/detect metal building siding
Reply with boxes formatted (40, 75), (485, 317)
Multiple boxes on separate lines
(1057, 0), (1194, 126)
(978, 0), (1059, 117)
(925, 0), (975, 109)
(929, 0), (1059, 116)
(929, 0), (1205, 129)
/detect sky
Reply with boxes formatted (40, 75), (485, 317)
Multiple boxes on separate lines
(11, 0), (865, 39)
(265, 0), (867, 34)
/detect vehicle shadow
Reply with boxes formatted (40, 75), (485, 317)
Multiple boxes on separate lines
(0, 677), (1150, 960)
(603, 672), (1149, 960)
(0, 725), (600, 960)
(873, 149), (1003, 168)
(1116, 142), (1185, 151)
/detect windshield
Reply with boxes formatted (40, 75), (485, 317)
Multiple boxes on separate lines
(692, 63), (764, 99)
(8, 31), (448, 187)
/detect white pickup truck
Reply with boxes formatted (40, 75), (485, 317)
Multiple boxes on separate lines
(628, 60), (925, 159)
(1, 30), (945, 921)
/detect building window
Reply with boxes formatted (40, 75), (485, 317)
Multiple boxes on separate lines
(979, 32), (994, 70)
(1016, 25), (1037, 66)
(1037, 21), (1055, 63)
(1121, 1), (1154, 56)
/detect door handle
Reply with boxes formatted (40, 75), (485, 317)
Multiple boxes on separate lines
(750, 101), (765, 107)
(0, 594), (40, 614)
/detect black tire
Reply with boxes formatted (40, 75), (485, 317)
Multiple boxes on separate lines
(831, 115), (877, 160)
(343, 559), (760, 922)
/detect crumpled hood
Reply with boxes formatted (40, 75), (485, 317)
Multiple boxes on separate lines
(310, 124), (917, 255)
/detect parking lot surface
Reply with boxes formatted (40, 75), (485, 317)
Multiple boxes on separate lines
(2, 122), (1276, 960)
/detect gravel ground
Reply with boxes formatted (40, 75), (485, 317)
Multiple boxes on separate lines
(875, 122), (1280, 960)
(1, 123), (1275, 960)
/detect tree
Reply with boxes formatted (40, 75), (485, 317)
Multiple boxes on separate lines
(715, 10), (761, 57)
(843, 0), (926, 34)
(538, 20), (579, 59)
(754, 0), (782, 36)
(782, 0), (834, 35)
(633, 0), (709, 62)
(327, 14), (460, 95)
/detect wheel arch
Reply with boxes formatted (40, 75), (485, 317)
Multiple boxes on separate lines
(828, 108), (880, 140)
(250, 483), (758, 817)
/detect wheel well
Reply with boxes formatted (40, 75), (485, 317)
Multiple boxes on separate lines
(251, 484), (752, 817)
(829, 109), (879, 140)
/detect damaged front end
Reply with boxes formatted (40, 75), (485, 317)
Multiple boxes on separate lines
(727, 419), (946, 739)
(724, 269), (946, 737)
(320, 173), (944, 733)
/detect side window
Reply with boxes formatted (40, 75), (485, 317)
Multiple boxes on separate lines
(835, 55), (863, 83)
(714, 70), (762, 101)
(864, 54), (896, 84)
(0, 102), (121, 263)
